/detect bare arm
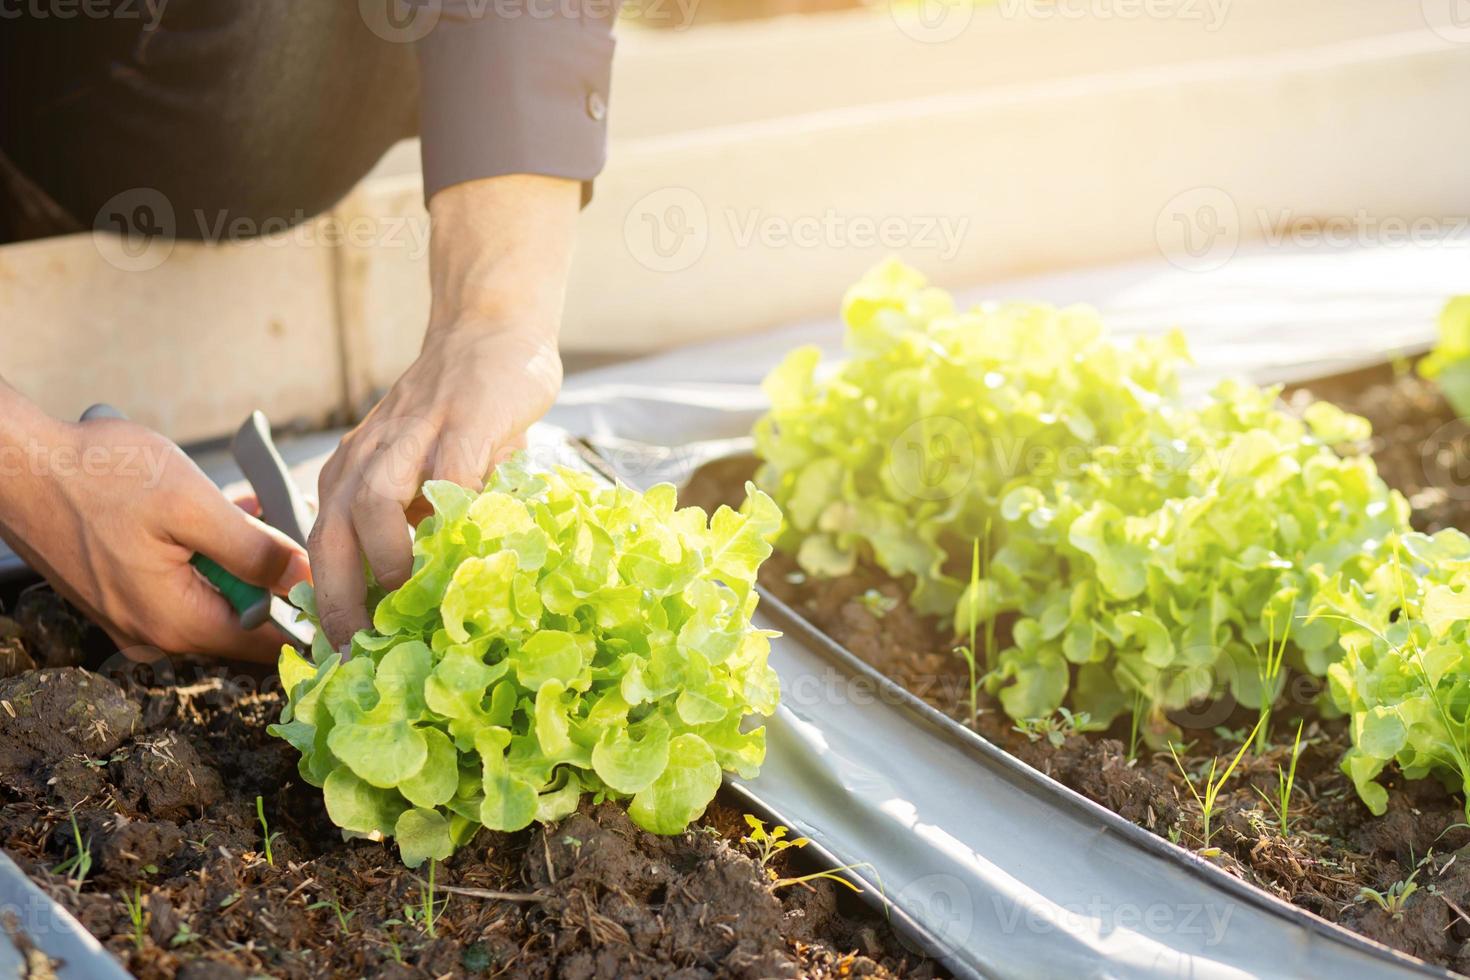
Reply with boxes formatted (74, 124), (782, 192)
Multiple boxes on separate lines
(308, 174), (580, 647)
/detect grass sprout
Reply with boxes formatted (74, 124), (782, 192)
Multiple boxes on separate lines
(52, 810), (92, 891)
(255, 795), (282, 866)
(1252, 612), (1291, 754)
(1254, 719), (1306, 836)
(121, 885), (146, 950)
(1170, 714), (1266, 851)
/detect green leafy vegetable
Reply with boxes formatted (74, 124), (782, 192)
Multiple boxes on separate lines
(1312, 530), (1470, 819)
(754, 259), (1407, 744)
(1417, 296), (1470, 417)
(271, 460), (782, 866)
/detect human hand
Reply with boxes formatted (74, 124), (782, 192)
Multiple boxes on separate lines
(0, 394), (310, 661)
(309, 173), (579, 648)
(309, 323), (562, 646)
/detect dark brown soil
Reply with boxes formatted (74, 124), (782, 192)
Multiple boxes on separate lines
(683, 366), (1470, 976)
(0, 592), (934, 979)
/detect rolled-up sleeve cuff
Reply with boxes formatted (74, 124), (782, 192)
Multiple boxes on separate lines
(415, 2), (615, 206)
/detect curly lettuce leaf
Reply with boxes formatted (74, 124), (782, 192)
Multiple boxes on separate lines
(754, 259), (1407, 749)
(270, 465), (782, 866)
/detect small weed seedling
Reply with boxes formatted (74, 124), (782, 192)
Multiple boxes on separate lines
(52, 810), (92, 891)
(857, 589), (898, 619)
(1251, 613), (1291, 754)
(307, 897), (356, 936)
(954, 537), (982, 727)
(742, 814), (809, 872)
(1126, 690), (1145, 763)
(1013, 708), (1092, 749)
(377, 920), (406, 964)
(741, 816), (866, 894)
(170, 922), (200, 948)
(953, 525), (997, 728)
(415, 859), (446, 938)
(1254, 719), (1306, 836)
(255, 796), (282, 866)
(1358, 868), (1421, 917)
(121, 885), (146, 951)
(1169, 715), (1265, 852)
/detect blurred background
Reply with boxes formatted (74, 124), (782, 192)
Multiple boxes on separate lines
(2, 0), (1467, 444)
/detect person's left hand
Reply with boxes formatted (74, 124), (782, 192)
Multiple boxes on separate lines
(308, 173), (580, 649)
(308, 322), (562, 647)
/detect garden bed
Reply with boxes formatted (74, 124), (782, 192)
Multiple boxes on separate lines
(0, 589), (934, 979)
(681, 363), (1470, 976)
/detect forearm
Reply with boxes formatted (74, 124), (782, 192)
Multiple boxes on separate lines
(425, 173), (581, 342)
(0, 381), (66, 528)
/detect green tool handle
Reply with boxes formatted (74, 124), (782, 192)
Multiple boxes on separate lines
(189, 555), (271, 630)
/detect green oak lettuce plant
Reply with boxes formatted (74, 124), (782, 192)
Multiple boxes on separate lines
(269, 460), (783, 867)
(1312, 530), (1470, 819)
(754, 259), (1408, 743)
(1417, 296), (1470, 417)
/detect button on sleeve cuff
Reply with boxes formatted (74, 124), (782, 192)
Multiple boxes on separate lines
(415, 5), (615, 207)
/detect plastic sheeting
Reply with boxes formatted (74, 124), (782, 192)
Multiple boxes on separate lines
(0, 851), (132, 980)
(546, 294), (1456, 979)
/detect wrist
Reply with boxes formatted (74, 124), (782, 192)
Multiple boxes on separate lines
(426, 174), (579, 334)
(424, 310), (561, 356)
(0, 385), (72, 527)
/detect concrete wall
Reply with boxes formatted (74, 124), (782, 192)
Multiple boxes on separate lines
(2, 0), (1466, 442)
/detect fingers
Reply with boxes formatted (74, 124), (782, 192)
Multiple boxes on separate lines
(430, 427), (494, 490)
(310, 407), (528, 649)
(140, 562), (288, 662)
(183, 584), (291, 663)
(354, 433), (433, 592)
(176, 490), (310, 595)
(308, 502), (371, 650)
(350, 484), (414, 591)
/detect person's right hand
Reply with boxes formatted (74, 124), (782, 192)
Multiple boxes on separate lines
(0, 397), (309, 662)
